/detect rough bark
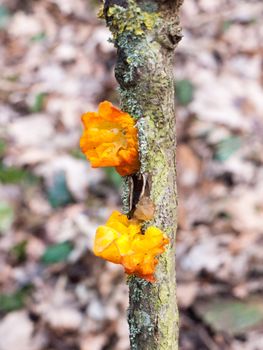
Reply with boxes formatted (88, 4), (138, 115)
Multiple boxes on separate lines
(103, 0), (183, 349)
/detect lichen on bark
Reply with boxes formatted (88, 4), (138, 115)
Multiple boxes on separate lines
(102, 0), (183, 348)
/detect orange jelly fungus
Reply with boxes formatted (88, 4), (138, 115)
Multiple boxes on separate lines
(80, 101), (140, 176)
(93, 211), (169, 282)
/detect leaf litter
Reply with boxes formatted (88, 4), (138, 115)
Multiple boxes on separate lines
(0, 0), (263, 349)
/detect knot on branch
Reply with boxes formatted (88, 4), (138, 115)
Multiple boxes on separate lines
(156, 15), (183, 50)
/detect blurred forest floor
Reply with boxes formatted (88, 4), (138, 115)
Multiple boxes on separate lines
(0, 0), (263, 349)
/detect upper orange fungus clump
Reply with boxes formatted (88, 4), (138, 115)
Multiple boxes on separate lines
(80, 101), (140, 176)
(93, 211), (169, 282)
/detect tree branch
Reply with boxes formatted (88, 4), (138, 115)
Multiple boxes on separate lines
(103, 0), (183, 348)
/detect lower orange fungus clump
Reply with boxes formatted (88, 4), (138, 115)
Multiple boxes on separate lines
(93, 211), (169, 282)
(80, 101), (140, 176)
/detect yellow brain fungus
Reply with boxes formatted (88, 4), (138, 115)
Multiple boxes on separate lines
(93, 211), (169, 282)
(80, 101), (168, 281)
(80, 101), (140, 176)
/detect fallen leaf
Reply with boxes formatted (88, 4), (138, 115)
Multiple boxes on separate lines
(46, 307), (82, 332)
(0, 201), (14, 233)
(47, 171), (74, 208)
(0, 311), (35, 350)
(195, 297), (263, 335)
(9, 115), (54, 147)
(176, 79), (195, 106)
(41, 241), (73, 265)
(214, 136), (242, 162)
(177, 282), (199, 308)
(0, 286), (32, 313)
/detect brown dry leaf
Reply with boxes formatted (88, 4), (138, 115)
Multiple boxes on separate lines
(177, 144), (201, 188)
(115, 319), (130, 350)
(9, 115), (54, 147)
(232, 331), (263, 350)
(228, 232), (258, 256)
(8, 12), (43, 37)
(177, 282), (199, 309)
(179, 233), (235, 280)
(0, 311), (35, 350)
(221, 186), (263, 234)
(26, 236), (47, 260)
(189, 72), (252, 130)
(87, 300), (106, 322)
(35, 276), (83, 332)
(46, 307), (83, 332)
(178, 198), (187, 229)
(80, 334), (107, 350)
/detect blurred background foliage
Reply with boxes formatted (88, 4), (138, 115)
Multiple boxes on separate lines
(0, 0), (263, 349)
